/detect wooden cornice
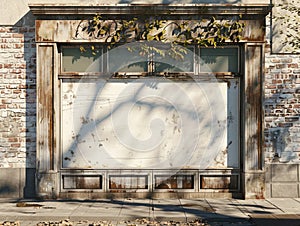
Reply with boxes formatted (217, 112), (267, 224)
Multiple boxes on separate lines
(29, 4), (272, 17)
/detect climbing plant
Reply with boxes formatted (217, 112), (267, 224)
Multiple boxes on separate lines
(76, 15), (245, 53)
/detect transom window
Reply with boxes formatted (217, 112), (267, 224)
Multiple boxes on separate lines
(60, 44), (240, 77)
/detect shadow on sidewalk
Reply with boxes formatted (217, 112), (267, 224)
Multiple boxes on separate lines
(3, 198), (299, 225)
(250, 215), (300, 226)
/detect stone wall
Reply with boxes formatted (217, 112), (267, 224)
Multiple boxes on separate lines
(0, 13), (36, 198)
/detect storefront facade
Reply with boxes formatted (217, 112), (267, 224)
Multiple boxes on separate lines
(0, 0), (299, 199)
(31, 3), (268, 199)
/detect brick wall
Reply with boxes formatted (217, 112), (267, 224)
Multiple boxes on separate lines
(264, 46), (300, 164)
(0, 16), (36, 169)
(264, 36), (300, 197)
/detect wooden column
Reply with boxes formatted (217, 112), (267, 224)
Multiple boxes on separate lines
(242, 43), (265, 199)
(36, 44), (57, 198)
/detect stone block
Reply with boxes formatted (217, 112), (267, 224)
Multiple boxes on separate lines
(0, 168), (36, 198)
(271, 184), (299, 198)
(0, 168), (20, 198)
(243, 172), (265, 199)
(265, 164), (272, 183)
(271, 164), (298, 182)
(36, 172), (58, 199)
(265, 183), (271, 198)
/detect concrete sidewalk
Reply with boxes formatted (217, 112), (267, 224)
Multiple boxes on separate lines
(0, 198), (300, 226)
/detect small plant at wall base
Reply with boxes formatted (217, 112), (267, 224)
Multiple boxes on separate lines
(76, 15), (245, 58)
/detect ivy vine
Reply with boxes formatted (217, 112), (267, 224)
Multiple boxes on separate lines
(76, 15), (244, 46)
(75, 15), (245, 64)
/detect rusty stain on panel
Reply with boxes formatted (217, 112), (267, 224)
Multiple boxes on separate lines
(155, 175), (194, 189)
(36, 20), (55, 42)
(63, 175), (102, 189)
(213, 141), (232, 167)
(37, 45), (54, 171)
(200, 175), (238, 189)
(242, 20), (265, 42)
(109, 175), (148, 189)
(245, 45), (263, 170)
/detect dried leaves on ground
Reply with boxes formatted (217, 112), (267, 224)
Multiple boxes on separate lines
(1, 219), (209, 226)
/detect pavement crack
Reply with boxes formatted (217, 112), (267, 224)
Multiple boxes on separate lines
(177, 196), (188, 223)
(204, 199), (216, 214)
(115, 198), (125, 226)
(150, 198), (155, 221)
(69, 202), (82, 220)
(266, 200), (285, 213)
(230, 199), (249, 217)
(293, 198), (300, 205)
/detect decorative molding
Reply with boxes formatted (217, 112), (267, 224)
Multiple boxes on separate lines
(29, 4), (272, 17)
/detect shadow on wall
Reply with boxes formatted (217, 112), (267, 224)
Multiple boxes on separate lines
(22, 11), (37, 198)
(264, 57), (300, 163)
(0, 185), (18, 198)
(264, 89), (300, 163)
(270, 0), (300, 54)
(15, 11), (36, 198)
(265, 4), (300, 164)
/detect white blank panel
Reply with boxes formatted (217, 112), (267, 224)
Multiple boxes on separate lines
(61, 78), (239, 169)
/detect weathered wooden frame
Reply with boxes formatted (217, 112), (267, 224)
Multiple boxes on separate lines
(32, 4), (270, 199)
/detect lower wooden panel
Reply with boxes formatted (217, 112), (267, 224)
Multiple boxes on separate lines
(63, 175), (102, 189)
(200, 175), (239, 190)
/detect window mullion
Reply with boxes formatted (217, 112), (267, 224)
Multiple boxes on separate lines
(148, 49), (155, 75)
